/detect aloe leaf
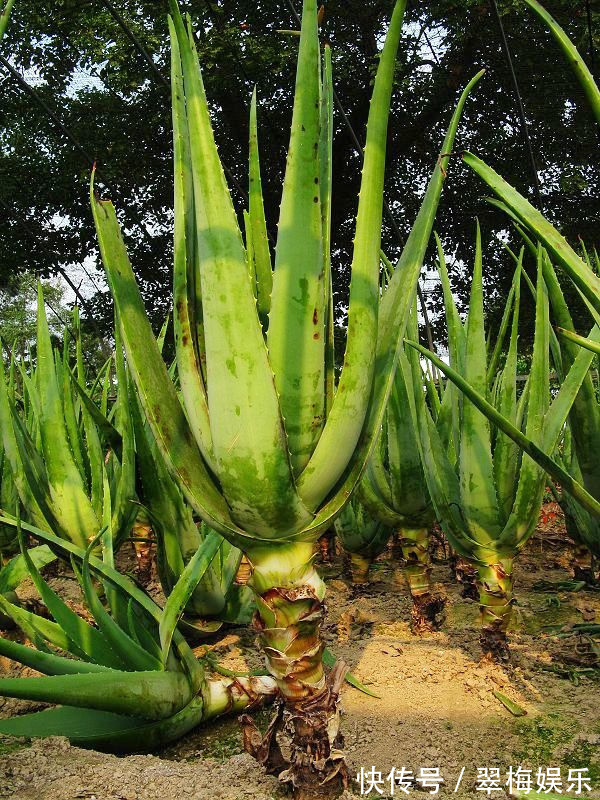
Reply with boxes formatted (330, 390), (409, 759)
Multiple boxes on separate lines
(499, 250), (549, 550)
(159, 528), (222, 666)
(459, 222), (501, 543)
(17, 527), (125, 670)
(322, 648), (380, 698)
(493, 689), (527, 717)
(405, 340), (600, 519)
(170, 19), (215, 470)
(493, 254), (522, 522)
(321, 46), (335, 417)
(487, 259), (519, 385)
(0, 593), (87, 658)
(296, 0), (408, 508)
(0, 0), (16, 41)
(0, 545), (55, 594)
(78, 534), (162, 672)
(0, 669), (193, 720)
(521, 0), (600, 124)
(249, 88), (273, 327)
(558, 328), (600, 357)
(464, 152), (600, 318)
(299, 71), (484, 540)
(267, 0), (326, 476)
(35, 286), (99, 547)
(91, 184), (250, 550)
(168, 7), (310, 536)
(3, 519), (203, 687)
(0, 636), (111, 676)
(0, 700), (207, 753)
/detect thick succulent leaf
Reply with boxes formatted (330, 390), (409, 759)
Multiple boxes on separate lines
(159, 528), (222, 665)
(0, 670), (193, 721)
(0, 0), (16, 41)
(0, 699), (206, 754)
(297, 1), (407, 507)
(0, 636), (111, 676)
(91, 186), (252, 550)
(0, 544), (55, 594)
(493, 255), (522, 522)
(248, 88), (273, 327)
(464, 152), (600, 317)
(521, 0), (600, 124)
(170, 21), (214, 470)
(405, 342), (600, 519)
(459, 222), (501, 542)
(18, 529), (126, 670)
(0, 592), (87, 659)
(296, 72), (485, 540)
(169, 6), (310, 536)
(35, 287), (99, 547)
(498, 251), (549, 550)
(267, 0), (325, 475)
(78, 535), (162, 672)
(4, 519), (204, 687)
(486, 261), (519, 385)
(321, 46), (335, 417)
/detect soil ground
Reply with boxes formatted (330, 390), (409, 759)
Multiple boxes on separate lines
(0, 503), (599, 800)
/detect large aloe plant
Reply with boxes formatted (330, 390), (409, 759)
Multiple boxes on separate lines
(410, 1), (600, 581)
(91, 0), (481, 788)
(0, 294), (136, 550)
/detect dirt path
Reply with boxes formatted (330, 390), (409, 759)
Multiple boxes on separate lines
(0, 523), (599, 799)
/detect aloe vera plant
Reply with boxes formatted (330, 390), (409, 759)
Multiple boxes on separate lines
(403, 229), (563, 659)
(0, 294), (137, 551)
(0, 520), (276, 751)
(412, 2), (600, 577)
(91, 0), (482, 787)
(359, 304), (444, 631)
(333, 498), (391, 586)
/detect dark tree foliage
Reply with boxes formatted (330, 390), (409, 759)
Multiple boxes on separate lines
(0, 0), (597, 349)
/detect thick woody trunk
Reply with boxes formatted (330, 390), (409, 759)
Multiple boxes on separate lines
(572, 544), (596, 585)
(396, 528), (445, 633)
(346, 552), (371, 585)
(240, 542), (348, 798)
(450, 552), (480, 600)
(476, 557), (514, 661)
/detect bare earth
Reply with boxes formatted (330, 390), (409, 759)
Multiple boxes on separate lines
(0, 510), (599, 800)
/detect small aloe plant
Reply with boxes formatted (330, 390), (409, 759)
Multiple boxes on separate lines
(333, 498), (391, 586)
(0, 520), (276, 751)
(91, 0), (481, 788)
(406, 228), (574, 659)
(0, 294), (137, 550)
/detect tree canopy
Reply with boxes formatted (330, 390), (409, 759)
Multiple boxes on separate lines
(0, 0), (597, 347)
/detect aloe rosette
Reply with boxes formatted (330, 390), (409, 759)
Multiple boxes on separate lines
(0, 521), (276, 751)
(407, 230), (600, 656)
(412, 1), (600, 580)
(91, 0), (482, 788)
(0, 295), (137, 551)
(333, 498), (391, 586)
(404, 229), (553, 658)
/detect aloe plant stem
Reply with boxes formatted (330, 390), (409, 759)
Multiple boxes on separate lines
(476, 556), (514, 661)
(241, 541), (348, 792)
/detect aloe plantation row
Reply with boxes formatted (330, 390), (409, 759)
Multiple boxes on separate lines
(0, 0), (598, 796)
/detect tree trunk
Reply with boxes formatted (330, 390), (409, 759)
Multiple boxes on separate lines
(241, 542), (349, 798)
(476, 557), (514, 661)
(396, 528), (445, 633)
